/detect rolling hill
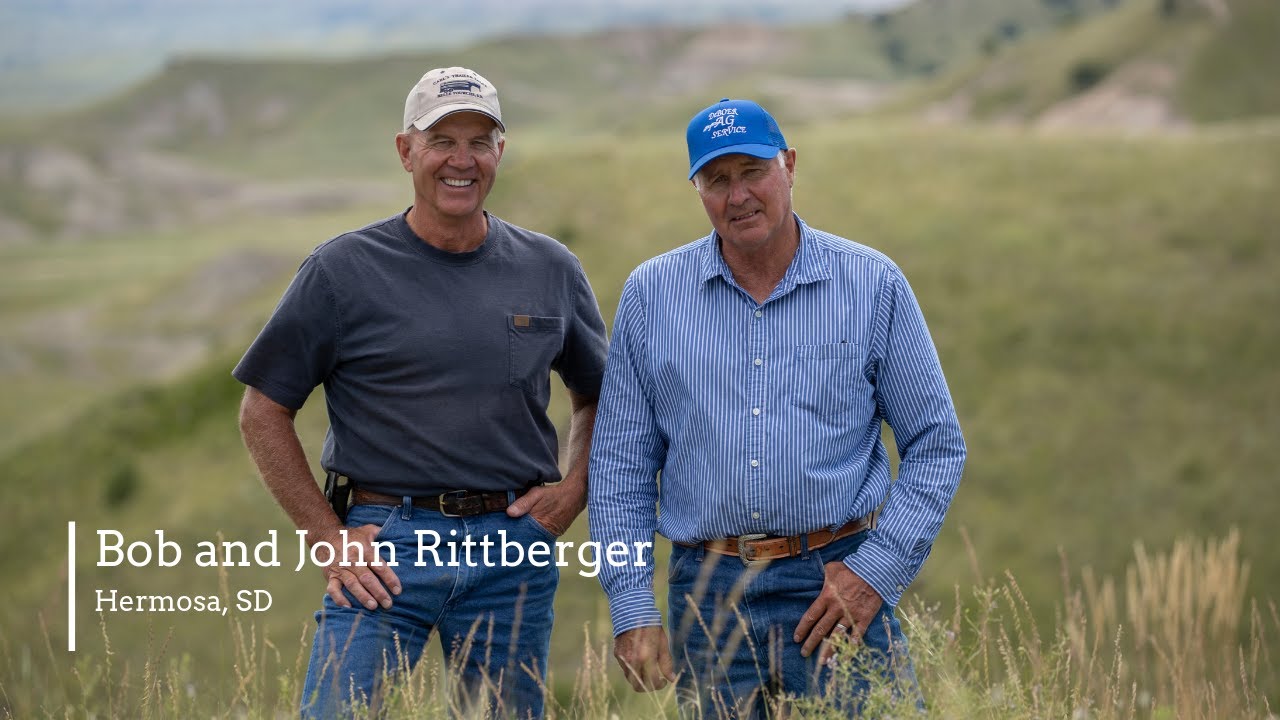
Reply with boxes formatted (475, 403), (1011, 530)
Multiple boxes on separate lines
(0, 0), (1136, 243)
(0, 0), (914, 113)
(886, 0), (1280, 128)
(1, 0), (1279, 712)
(3, 0), (1273, 248)
(3, 121), (1279, 710)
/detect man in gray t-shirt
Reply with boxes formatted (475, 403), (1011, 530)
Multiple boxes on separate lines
(235, 66), (606, 719)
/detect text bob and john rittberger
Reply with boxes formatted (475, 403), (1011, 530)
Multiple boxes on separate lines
(97, 529), (653, 578)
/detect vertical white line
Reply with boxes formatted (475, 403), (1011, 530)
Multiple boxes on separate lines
(67, 521), (76, 652)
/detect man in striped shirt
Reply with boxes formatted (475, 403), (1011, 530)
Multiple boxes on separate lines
(587, 98), (966, 716)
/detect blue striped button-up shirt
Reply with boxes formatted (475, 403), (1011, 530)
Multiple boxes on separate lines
(588, 216), (966, 635)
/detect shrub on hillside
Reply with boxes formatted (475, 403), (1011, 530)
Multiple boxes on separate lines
(1069, 60), (1111, 93)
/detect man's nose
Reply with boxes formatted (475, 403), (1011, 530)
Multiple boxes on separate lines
(446, 145), (475, 166)
(727, 177), (751, 205)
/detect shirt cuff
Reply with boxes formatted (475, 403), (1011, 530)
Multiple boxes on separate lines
(606, 588), (663, 636)
(842, 533), (915, 608)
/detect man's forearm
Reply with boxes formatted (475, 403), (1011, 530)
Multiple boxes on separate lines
(238, 389), (343, 545)
(844, 451), (965, 606)
(562, 391), (598, 486)
(239, 387), (402, 608)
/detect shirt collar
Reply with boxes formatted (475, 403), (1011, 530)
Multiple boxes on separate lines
(698, 214), (832, 292)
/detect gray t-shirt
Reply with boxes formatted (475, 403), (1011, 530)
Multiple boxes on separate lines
(233, 211), (608, 496)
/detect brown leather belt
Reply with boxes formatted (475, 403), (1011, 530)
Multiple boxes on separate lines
(352, 487), (527, 517)
(683, 514), (875, 566)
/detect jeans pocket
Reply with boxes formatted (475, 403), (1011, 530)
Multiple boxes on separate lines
(346, 505), (399, 542)
(508, 315), (564, 394)
(519, 512), (559, 542)
(668, 546), (695, 583)
(373, 510), (399, 542)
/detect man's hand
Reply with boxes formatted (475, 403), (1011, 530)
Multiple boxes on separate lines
(793, 562), (884, 666)
(505, 479), (586, 536)
(613, 626), (676, 692)
(507, 389), (597, 536)
(314, 524), (402, 611)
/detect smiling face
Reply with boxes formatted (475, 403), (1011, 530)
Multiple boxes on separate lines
(693, 149), (796, 257)
(396, 111), (504, 227)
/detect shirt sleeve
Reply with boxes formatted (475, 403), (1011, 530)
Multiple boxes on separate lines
(554, 259), (609, 398)
(232, 254), (341, 410)
(844, 270), (966, 607)
(587, 277), (667, 635)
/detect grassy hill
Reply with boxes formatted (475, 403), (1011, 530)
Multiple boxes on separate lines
(2, 120), (1278, 712)
(855, 0), (1130, 77)
(0, 0), (1137, 243)
(1, 0), (1124, 116)
(885, 0), (1280, 126)
(0, 0), (920, 114)
(2, 0), (1279, 712)
(4, 0), (1273, 248)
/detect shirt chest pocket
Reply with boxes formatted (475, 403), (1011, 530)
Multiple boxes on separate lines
(508, 315), (565, 394)
(789, 342), (862, 417)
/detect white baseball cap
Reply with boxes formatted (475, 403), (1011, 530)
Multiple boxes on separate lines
(403, 66), (505, 133)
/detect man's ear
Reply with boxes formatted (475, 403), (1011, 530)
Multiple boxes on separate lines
(395, 132), (413, 172)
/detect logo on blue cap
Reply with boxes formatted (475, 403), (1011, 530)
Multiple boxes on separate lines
(686, 99), (788, 180)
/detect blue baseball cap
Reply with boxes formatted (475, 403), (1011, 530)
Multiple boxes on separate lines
(686, 98), (788, 180)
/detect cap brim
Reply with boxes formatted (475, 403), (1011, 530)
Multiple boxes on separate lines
(410, 104), (506, 133)
(688, 143), (783, 179)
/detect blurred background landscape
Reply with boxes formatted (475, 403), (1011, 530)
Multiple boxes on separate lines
(1, 0), (1277, 715)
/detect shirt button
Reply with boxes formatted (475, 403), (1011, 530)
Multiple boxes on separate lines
(752, 407), (761, 416)
(896, 585), (905, 593)
(751, 511), (761, 519)
(750, 459), (759, 468)
(753, 358), (763, 366)
(754, 310), (763, 318)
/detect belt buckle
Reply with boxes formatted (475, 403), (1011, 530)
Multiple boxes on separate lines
(437, 490), (474, 517)
(736, 533), (769, 567)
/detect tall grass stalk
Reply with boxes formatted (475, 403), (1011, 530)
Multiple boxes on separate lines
(1, 532), (1274, 718)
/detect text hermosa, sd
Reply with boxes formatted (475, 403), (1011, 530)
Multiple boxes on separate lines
(97, 529), (652, 578)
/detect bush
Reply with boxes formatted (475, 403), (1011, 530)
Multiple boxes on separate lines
(103, 461), (140, 508)
(1069, 60), (1111, 93)
(883, 37), (908, 69)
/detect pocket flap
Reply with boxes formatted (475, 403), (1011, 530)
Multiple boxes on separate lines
(508, 315), (565, 332)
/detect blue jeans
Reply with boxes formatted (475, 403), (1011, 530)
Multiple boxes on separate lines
(300, 501), (559, 719)
(667, 530), (919, 719)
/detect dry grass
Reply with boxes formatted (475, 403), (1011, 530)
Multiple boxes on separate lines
(1, 531), (1275, 718)
(909, 528), (1277, 720)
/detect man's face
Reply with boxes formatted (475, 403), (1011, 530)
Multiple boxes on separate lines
(397, 112), (504, 223)
(693, 150), (796, 255)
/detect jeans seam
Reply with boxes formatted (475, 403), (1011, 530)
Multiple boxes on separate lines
(737, 578), (765, 679)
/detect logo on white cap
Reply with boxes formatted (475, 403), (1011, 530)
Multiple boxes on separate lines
(403, 67), (504, 133)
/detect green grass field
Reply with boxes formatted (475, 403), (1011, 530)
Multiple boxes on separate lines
(2, 116), (1278, 715)
(2, 1), (1279, 713)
